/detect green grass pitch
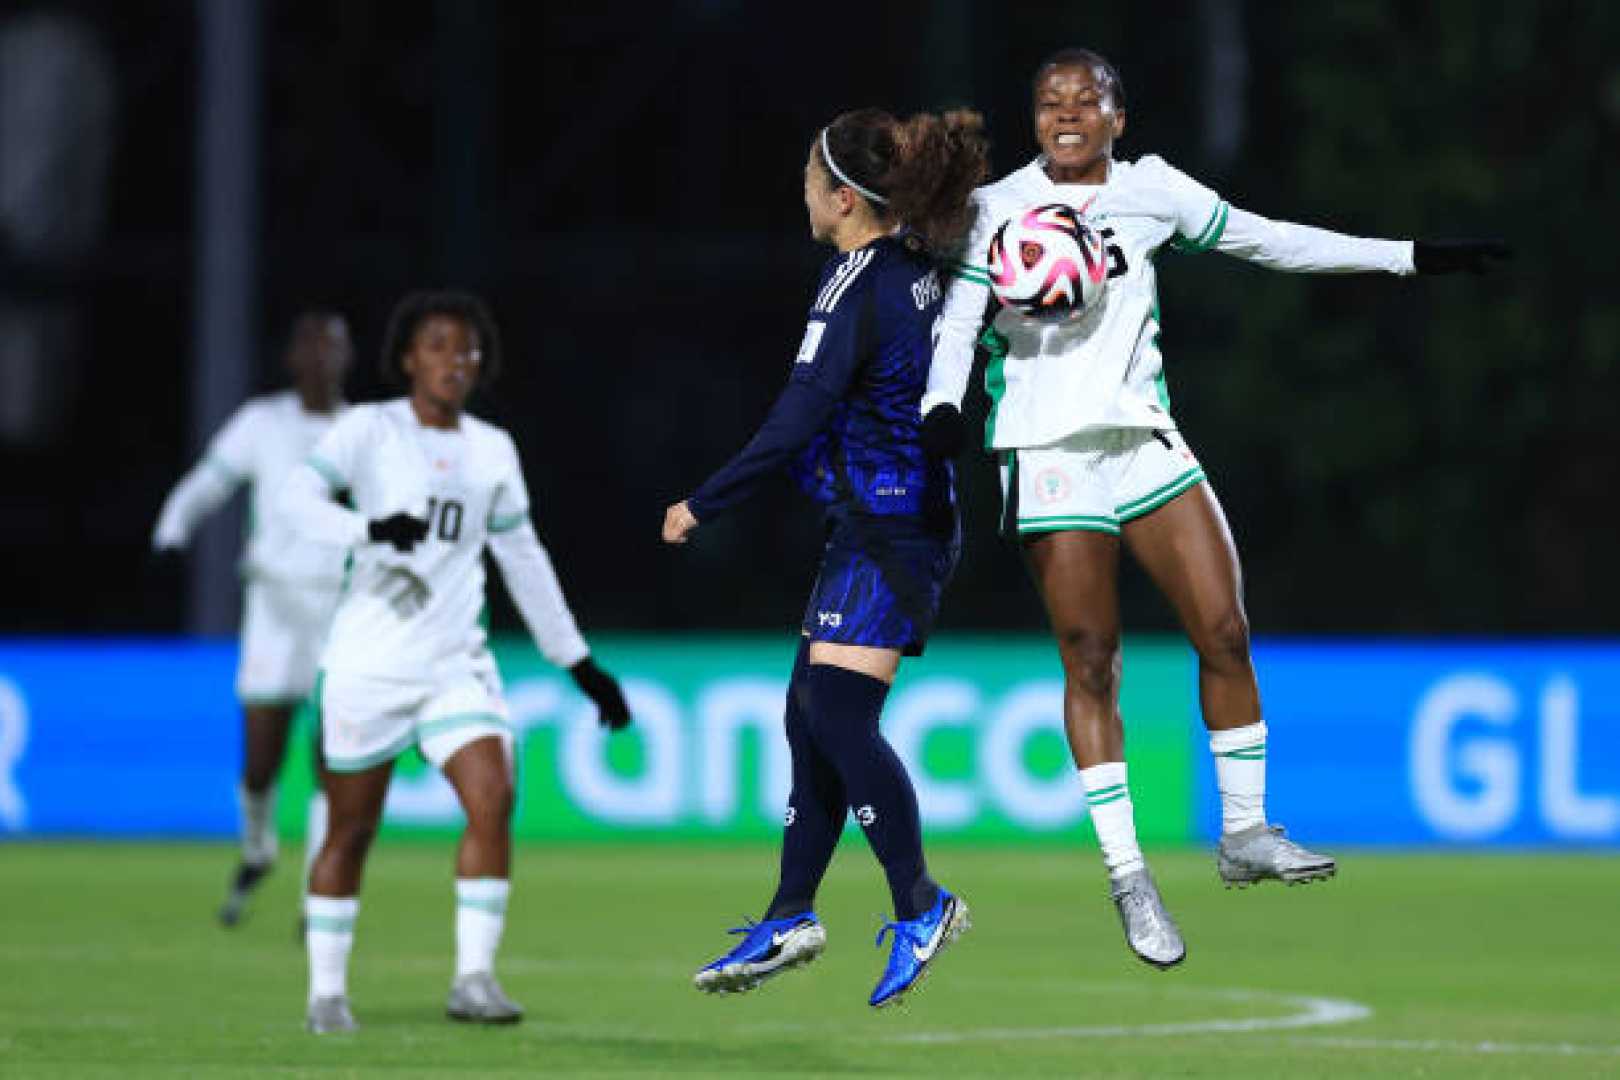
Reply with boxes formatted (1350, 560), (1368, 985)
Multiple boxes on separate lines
(2, 843), (1616, 1077)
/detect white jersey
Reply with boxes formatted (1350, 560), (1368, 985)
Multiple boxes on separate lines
(280, 398), (589, 681)
(152, 390), (348, 588)
(924, 155), (1415, 449)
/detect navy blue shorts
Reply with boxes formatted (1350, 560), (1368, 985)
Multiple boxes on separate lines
(801, 511), (960, 657)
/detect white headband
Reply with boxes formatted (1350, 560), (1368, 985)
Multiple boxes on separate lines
(820, 127), (889, 206)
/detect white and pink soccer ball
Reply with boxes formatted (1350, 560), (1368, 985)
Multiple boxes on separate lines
(987, 203), (1109, 323)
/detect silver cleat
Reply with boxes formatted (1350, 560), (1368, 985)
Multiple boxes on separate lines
(1218, 823), (1337, 887)
(446, 972), (524, 1024)
(1110, 868), (1186, 970)
(306, 995), (357, 1034)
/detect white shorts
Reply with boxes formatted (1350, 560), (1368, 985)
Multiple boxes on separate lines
(316, 654), (513, 774)
(237, 579), (341, 704)
(1001, 428), (1206, 536)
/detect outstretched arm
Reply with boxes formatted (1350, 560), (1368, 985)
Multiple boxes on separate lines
(677, 284), (870, 529)
(1216, 210), (1509, 275)
(681, 379), (842, 524)
(1215, 206), (1415, 275)
(151, 461), (239, 550)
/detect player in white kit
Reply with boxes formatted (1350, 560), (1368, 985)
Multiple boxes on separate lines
(152, 311), (353, 926)
(279, 291), (631, 1034)
(921, 49), (1509, 969)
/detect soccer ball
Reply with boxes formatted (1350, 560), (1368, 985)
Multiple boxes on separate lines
(986, 203), (1109, 322)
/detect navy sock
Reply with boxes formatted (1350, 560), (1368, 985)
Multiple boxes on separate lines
(765, 641), (846, 921)
(803, 662), (939, 920)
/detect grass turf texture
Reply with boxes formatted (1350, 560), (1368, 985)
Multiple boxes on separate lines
(2, 844), (1616, 1077)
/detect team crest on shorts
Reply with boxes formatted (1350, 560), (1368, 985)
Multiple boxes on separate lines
(1034, 467), (1072, 505)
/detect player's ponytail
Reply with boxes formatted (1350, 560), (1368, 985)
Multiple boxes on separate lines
(818, 108), (990, 252)
(885, 109), (989, 251)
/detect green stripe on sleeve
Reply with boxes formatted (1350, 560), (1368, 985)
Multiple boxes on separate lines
(203, 456), (240, 483)
(946, 258), (993, 286)
(307, 454), (345, 492)
(1170, 201), (1230, 254)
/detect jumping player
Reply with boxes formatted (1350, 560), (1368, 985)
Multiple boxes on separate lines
(280, 291), (632, 1033)
(153, 311), (353, 927)
(920, 48), (1509, 969)
(664, 107), (989, 1007)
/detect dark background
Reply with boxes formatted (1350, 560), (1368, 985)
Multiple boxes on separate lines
(2, 0), (1617, 638)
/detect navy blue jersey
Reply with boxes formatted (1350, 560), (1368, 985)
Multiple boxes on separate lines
(688, 234), (953, 522)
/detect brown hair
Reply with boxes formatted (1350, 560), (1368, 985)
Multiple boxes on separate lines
(817, 108), (990, 251)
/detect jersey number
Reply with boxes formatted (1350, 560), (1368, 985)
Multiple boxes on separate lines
(1099, 228), (1130, 279)
(424, 498), (464, 543)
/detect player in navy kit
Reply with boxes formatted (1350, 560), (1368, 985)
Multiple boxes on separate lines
(663, 107), (988, 1007)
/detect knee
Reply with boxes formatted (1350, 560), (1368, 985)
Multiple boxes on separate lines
(464, 776), (515, 831)
(1053, 626), (1121, 700)
(1193, 607), (1252, 674)
(325, 819), (379, 863)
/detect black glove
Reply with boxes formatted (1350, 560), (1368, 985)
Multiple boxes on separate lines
(1413, 239), (1512, 275)
(570, 657), (632, 731)
(367, 512), (429, 553)
(920, 403), (967, 460)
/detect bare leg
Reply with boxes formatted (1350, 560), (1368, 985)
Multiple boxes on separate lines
(242, 703), (297, 793)
(440, 737), (515, 879)
(1122, 483), (1259, 734)
(309, 760), (394, 897)
(1023, 530), (1124, 767)
(218, 703), (298, 925)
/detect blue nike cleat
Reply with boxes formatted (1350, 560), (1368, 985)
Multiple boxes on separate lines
(869, 888), (971, 1008)
(693, 913), (827, 995)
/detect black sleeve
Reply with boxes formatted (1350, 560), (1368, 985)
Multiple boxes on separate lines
(687, 291), (869, 520)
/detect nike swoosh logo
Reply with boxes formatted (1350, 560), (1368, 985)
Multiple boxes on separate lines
(910, 905), (950, 963)
(771, 930), (793, 947)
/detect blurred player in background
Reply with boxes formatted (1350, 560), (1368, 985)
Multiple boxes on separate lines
(152, 311), (353, 927)
(921, 47), (1510, 969)
(664, 107), (988, 1008)
(280, 290), (631, 1034)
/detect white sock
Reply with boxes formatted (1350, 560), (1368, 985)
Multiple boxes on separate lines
(1210, 722), (1268, 834)
(302, 792), (328, 899)
(238, 783), (278, 866)
(1080, 762), (1145, 878)
(305, 895), (358, 1002)
(455, 878), (510, 978)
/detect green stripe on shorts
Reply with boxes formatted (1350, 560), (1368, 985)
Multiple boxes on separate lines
(1116, 468), (1206, 522)
(325, 729), (417, 773)
(418, 712), (508, 741)
(1018, 514), (1121, 536)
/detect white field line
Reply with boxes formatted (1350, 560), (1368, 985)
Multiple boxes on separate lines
(1289, 1036), (1620, 1058)
(874, 990), (1371, 1045)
